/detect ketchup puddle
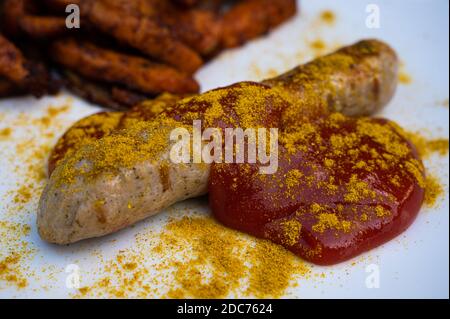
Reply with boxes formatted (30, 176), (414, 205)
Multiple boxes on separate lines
(209, 114), (425, 265)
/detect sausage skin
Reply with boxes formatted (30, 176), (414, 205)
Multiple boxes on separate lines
(38, 39), (399, 244)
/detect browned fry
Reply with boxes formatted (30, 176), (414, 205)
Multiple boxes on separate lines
(96, 0), (162, 16)
(89, 0), (221, 56)
(0, 34), (30, 84)
(0, 0), (299, 103)
(47, 110), (125, 175)
(1, 0), (29, 36)
(1, 0), (68, 39)
(62, 70), (131, 111)
(120, 92), (186, 128)
(51, 39), (200, 95)
(19, 15), (68, 39)
(166, 8), (222, 56)
(195, 0), (227, 12)
(0, 77), (21, 97)
(221, 0), (297, 48)
(172, 0), (201, 7)
(80, 0), (203, 74)
(44, 0), (82, 12)
(0, 33), (58, 97)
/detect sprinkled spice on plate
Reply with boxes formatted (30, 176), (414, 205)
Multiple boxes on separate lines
(320, 10), (336, 25)
(0, 127), (11, 140)
(398, 72), (412, 85)
(75, 215), (310, 299)
(424, 175), (444, 207)
(405, 131), (449, 158)
(0, 221), (32, 290)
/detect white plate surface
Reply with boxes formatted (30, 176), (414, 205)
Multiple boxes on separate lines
(0, 0), (448, 298)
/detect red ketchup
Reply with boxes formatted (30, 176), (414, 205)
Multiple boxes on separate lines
(209, 114), (425, 265)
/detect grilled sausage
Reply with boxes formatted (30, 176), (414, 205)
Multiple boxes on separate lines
(38, 39), (399, 244)
(47, 93), (183, 174)
(264, 39), (398, 124)
(38, 119), (210, 244)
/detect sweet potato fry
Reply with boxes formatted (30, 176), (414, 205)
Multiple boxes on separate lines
(62, 70), (131, 110)
(51, 38), (200, 95)
(0, 33), (58, 97)
(89, 0), (221, 56)
(194, 0), (227, 12)
(0, 0), (299, 104)
(166, 9), (222, 56)
(221, 0), (297, 48)
(81, 0), (203, 74)
(2, 0), (68, 39)
(19, 15), (68, 39)
(23, 61), (60, 97)
(1, 0), (29, 36)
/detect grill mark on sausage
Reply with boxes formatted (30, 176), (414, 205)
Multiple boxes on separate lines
(159, 164), (171, 192)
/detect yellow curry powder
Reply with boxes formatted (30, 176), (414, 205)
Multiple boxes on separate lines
(279, 219), (302, 246)
(76, 215), (310, 299)
(167, 82), (288, 130)
(0, 221), (32, 289)
(53, 83), (290, 188)
(54, 117), (183, 186)
(402, 132), (447, 207)
(398, 72), (412, 85)
(262, 112), (433, 247)
(0, 103), (74, 290)
(49, 112), (124, 169)
(1, 38), (447, 296)
(405, 131), (449, 159)
(0, 127), (11, 140)
(424, 175), (444, 208)
(310, 39), (326, 53)
(312, 213), (352, 234)
(320, 10), (336, 25)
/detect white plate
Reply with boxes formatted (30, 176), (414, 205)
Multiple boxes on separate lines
(0, 0), (448, 298)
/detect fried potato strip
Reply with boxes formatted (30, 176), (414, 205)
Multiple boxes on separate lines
(81, 0), (203, 74)
(52, 39), (200, 95)
(221, 0), (297, 48)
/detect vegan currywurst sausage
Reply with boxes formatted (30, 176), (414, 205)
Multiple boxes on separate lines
(38, 39), (398, 244)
